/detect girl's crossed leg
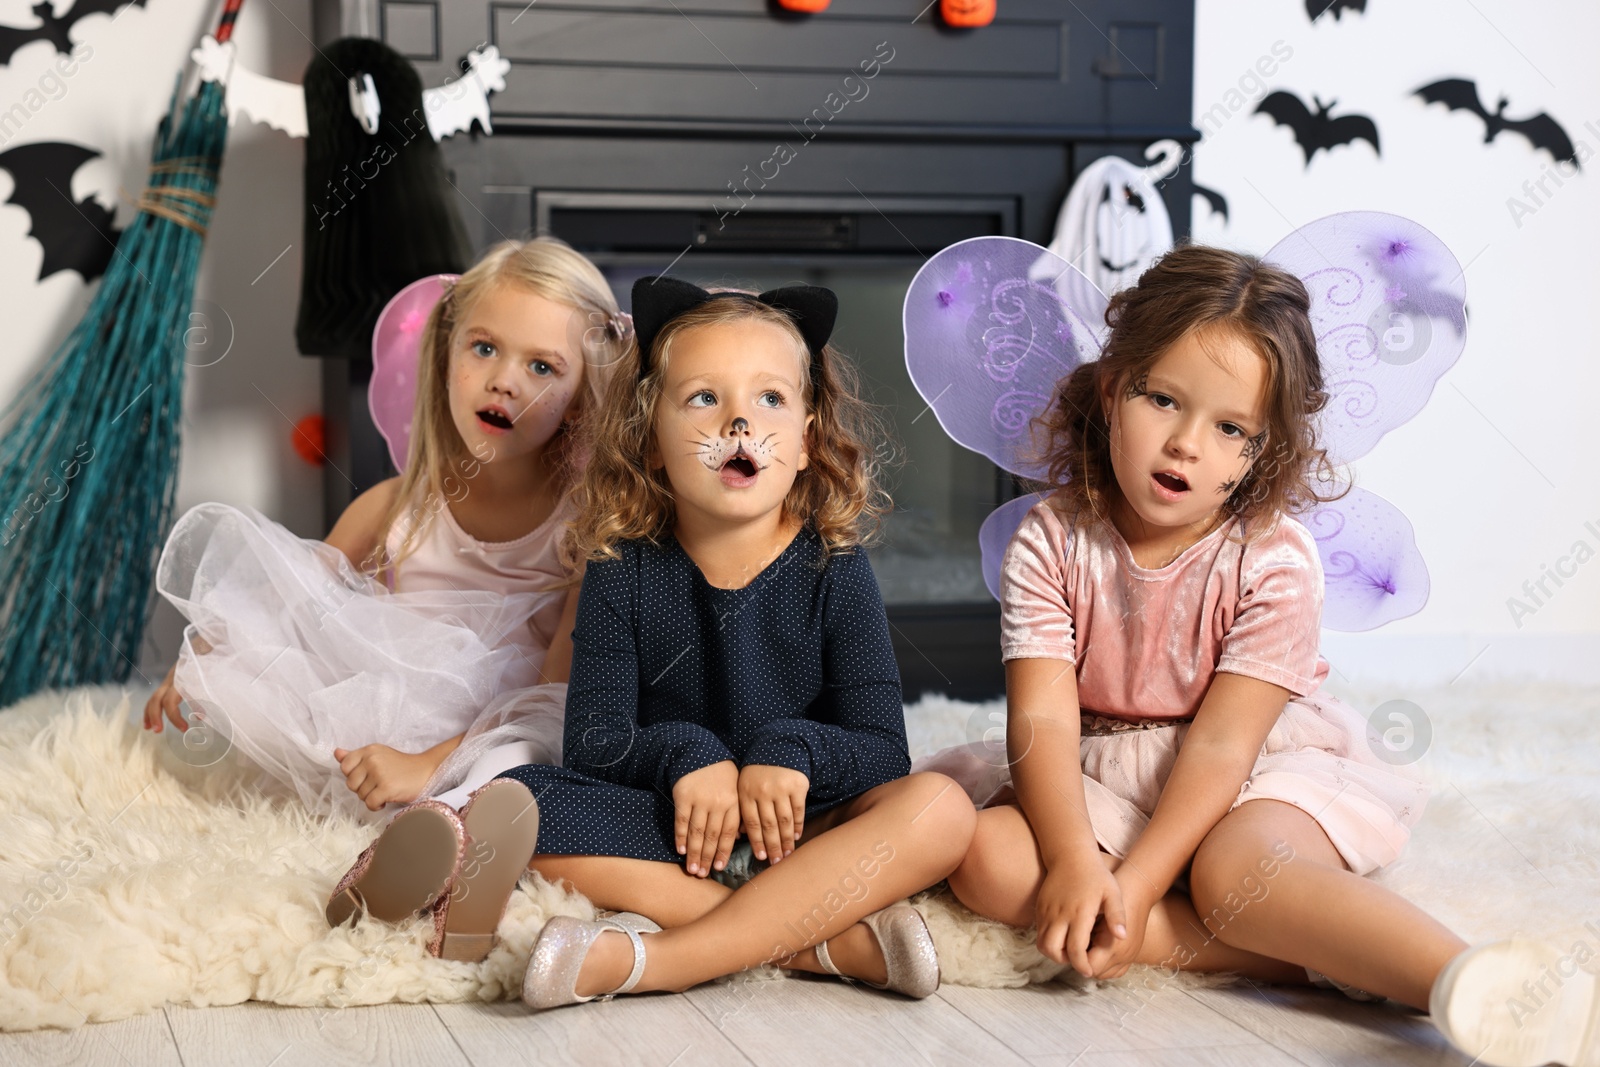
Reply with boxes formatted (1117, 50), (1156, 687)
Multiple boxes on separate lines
(528, 771), (976, 996)
(947, 800), (1308, 984)
(947, 796), (1467, 1010)
(1187, 798), (1465, 1010)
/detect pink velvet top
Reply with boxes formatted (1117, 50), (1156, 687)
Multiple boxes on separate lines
(1000, 498), (1329, 722)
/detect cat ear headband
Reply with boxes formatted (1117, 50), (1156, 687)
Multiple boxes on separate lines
(630, 276), (838, 380)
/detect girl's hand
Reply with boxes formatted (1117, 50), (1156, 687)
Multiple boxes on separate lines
(1034, 852), (1128, 978)
(738, 764), (809, 864)
(671, 759), (740, 877)
(143, 662), (189, 734)
(1084, 869), (1158, 979)
(142, 637), (213, 735)
(334, 744), (439, 811)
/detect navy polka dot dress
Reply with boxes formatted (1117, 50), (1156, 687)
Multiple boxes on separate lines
(496, 524), (911, 864)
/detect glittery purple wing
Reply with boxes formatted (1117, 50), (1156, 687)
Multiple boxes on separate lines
(979, 492), (1050, 600)
(1303, 481), (1430, 631)
(904, 236), (1108, 483)
(1265, 212), (1467, 466)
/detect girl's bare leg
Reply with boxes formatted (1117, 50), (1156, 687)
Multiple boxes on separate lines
(531, 855), (732, 928)
(1188, 798), (1467, 1010)
(948, 802), (1309, 982)
(529, 772), (976, 997)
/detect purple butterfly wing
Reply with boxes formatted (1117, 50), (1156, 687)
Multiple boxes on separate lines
(1268, 213), (1466, 629)
(1265, 212), (1467, 466)
(904, 236), (1107, 483)
(979, 492), (1051, 600)
(1302, 481), (1430, 631)
(369, 275), (456, 472)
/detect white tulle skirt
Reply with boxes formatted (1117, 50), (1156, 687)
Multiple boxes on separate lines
(155, 503), (565, 822)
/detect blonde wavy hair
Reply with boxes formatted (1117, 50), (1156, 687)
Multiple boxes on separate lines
(568, 294), (892, 563)
(364, 237), (629, 581)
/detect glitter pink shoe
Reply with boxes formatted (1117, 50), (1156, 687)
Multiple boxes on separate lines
(325, 799), (467, 928)
(814, 903), (940, 999)
(424, 778), (541, 962)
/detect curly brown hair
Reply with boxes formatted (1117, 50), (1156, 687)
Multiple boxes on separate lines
(1034, 242), (1343, 535)
(567, 295), (893, 564)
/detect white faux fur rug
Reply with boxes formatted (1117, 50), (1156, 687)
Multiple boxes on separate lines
(1, 681), (1596, 1031)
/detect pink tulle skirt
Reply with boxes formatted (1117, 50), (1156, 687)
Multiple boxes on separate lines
(913, 690), (1428, 875)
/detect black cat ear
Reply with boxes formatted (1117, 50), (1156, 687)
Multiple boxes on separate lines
(758, 285), (838, 358)
(631, 276), (713, 370)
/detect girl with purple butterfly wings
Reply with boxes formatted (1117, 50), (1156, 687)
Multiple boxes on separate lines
(908, 217), (1593, 1067)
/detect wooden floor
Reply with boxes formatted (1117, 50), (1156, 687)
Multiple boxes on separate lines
(4, 976), (1473, 1066)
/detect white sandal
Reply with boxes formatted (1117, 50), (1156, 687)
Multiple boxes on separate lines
(1430, 939), (1599, 1066)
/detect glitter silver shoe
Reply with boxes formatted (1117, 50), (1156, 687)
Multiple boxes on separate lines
(522, 913), (661, 1011)
(815, 903), (940, 999)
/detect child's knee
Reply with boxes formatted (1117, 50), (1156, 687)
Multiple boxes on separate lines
(900, 771), (978, 845)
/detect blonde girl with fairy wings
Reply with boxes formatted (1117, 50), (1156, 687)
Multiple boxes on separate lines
(143, 238), (629, 826)
(930, 244), (1595, 1067)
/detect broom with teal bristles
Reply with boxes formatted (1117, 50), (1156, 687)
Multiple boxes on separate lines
(0, 0), (247, 707)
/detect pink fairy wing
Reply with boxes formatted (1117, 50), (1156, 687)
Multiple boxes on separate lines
(369, 274), (457, 472)
(904, 236), (1107, 483)
(1303, 481), (1430, 631)
(1264, 212), (1467, 466)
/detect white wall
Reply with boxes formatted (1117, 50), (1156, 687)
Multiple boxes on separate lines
(1191, 0), (1600, 685)
(0, 0), (316, 678)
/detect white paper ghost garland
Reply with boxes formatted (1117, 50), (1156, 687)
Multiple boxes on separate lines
(191, 36), (509, 141)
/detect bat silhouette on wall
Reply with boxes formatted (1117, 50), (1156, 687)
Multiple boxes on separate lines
(1192, 182), (1229, 223)
(1414, 78), (1577, 169)
(1307, 0), (1366, 20)
(1255, 91), (1380, 167)
(0, 141), (118, 282)
(0, 0), (147, 65)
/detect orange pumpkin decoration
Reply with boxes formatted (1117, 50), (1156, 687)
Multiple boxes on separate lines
(291, 414), (327, 467)
(943, 0), (995, 28)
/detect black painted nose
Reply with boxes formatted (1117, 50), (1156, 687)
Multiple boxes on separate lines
(730, 417), (749, 435)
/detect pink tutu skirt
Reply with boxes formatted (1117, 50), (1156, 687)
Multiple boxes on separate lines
(913, 690), (1428, 876)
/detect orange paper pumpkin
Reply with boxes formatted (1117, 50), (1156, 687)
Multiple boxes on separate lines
(942, 0), (995, 28)
(291, 414), (327, 466)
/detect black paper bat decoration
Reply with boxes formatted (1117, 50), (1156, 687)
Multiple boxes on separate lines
(0, 0), (147, 66)
(1192, 182), (1229, 223)
(1414, 78), (1577, 169)
(1307, 0), (1366, 20)
(0, 141), (119, 282)
(1255, 92), (1380, 167)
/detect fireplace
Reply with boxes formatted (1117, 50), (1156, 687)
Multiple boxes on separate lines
(312, 0), (1198, 699)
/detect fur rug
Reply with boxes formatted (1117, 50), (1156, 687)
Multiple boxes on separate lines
(1, 681), (1596, 1031)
